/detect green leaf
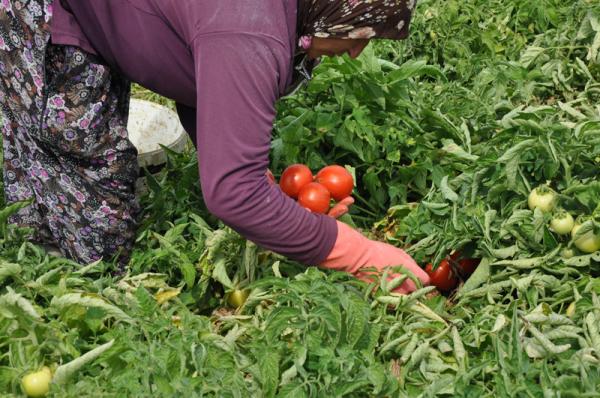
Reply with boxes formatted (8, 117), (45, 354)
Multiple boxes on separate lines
(0, 261), (21, 284)
(441, 139), (479, 161)
(134, 286), (157, 316)
(212, 257), (234, 289)
(334, 379), (372, 396)
(388, 60), (446, 83)
(260, 349), (280, 398)
(344, 295), (369, 348)
(179, 260), (196, 288)
(277, 382), (305, 398)
(0, 287), (42, 321)
(51, 293), (133, 323)
(440, 176), (459, 202)
(520, 46), (547, 68)
(0, 200), (32, 238)
(266, 307), (303, 345)
(459, 258), (491, 295)
(53, 340), (115, 385)
(367, 362), (386, 394)
(497, 139), (536, 163)
(243, 240), (258, 282)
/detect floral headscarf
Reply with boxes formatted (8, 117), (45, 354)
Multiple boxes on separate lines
(297, 0), (417, 48)
(285, 0), (417, 96)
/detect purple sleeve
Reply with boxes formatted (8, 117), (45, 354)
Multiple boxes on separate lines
(192, 35), (337, 265)
(50, 0), (97, 56)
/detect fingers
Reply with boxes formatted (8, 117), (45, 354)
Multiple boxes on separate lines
(328, 203), (349, 218)
(390, 248), (431, 286)
(327, 196), (354, 219)
(374, 242), (431, 287)
(355, 269), (417, 294)
(395, 278), (418, 294)
(393, 286), (411, 295)
(265, 169), (276, 186)
(406, 264), (431, 286)
(369, 243), (431, 294)
(394, 268), (430, 292)
(337, 196), (355, 207)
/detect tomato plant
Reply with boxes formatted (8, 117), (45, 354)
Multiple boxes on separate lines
(2, 2), (600, 396)
(425, 260), (458, 292)
(279, 164), (313, 199)
(297, 182), (331, 214)
(315, 165), (354, 201)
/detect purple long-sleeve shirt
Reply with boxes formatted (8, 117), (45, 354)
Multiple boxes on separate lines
(50, 0), (338, 264)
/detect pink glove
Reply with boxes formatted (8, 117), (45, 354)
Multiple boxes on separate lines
(327, 196), (354, 219)
(319, 221), (430, 293)
(266, 169), (277, 185)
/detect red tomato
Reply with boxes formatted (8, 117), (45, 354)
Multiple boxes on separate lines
(298, 182), (331, 214)
(279, 164), (313, 199)
(315, 165), (354, 201)
(425, 260), (458, 292)
(450, 251), (480, 275)
(458, 258), (480, 275)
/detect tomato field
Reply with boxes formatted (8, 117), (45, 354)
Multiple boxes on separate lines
(2, 0), (600, 396)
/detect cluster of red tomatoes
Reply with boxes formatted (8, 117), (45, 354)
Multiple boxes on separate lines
(278, 164), (354, 213)
(425, 251), (481, 292)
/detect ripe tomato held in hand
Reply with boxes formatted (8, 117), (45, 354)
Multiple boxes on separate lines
(425, 259), (458, 292)
(315, 165), (354, 201)
(279, 164), (313, 199)
(298, 182), (331, 214)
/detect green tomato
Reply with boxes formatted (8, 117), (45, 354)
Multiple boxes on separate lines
(550, 212), (574, 235)
(571, 224), (600, 254)
(528, 186), (556, 213)
(227, 289), (249, 308)
(22, 367), (52, 397)
(561, 247), (575, 259)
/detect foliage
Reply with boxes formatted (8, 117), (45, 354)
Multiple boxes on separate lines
(1, 0), (600, 396)
(272, 0), (600, 219)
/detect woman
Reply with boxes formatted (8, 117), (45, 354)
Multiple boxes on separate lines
(0, 0), (429, 292)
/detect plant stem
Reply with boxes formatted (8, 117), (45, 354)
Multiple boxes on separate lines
(352, 191), (380, 214)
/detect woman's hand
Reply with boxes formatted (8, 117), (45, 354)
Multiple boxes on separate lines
(327, 196), (354, 218)
(266, 169), (277, 185)
(320, 221), (430, 294)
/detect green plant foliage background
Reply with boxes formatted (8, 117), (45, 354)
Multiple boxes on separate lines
(1, 0), (600, 397)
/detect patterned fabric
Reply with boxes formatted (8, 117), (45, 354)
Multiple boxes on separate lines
(298, 0), (417, 41)
(289, 0), (417, 95)
(0, 0), (140, 268)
